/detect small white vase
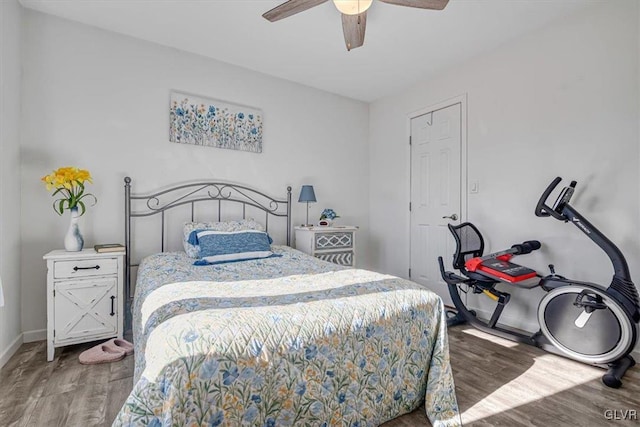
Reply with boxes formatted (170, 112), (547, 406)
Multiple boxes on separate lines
(64, 207), (84, 252)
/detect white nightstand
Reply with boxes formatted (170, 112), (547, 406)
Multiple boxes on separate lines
(295, 226), (358, 267)
(43, 249), (125, 361)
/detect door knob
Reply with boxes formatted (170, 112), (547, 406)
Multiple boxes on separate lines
(442, 213), (458, 221)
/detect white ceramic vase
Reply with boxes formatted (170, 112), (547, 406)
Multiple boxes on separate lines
(64, 207), (84, 251)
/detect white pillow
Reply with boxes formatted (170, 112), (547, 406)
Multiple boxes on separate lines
(182, 219), (265, 258)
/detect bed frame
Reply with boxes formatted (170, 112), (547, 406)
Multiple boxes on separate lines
(123, 176), (292, 311)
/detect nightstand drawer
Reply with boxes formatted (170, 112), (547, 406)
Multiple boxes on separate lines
(314, 232), (354, 250)
(54, 257), (118, 279)
(315, 251), (353, 266)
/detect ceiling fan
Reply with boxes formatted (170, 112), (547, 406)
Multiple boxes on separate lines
(262, 0), (449, 51)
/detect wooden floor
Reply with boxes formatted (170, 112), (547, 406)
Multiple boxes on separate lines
(1, 326), (638, 426)
(0, 339), (134, 427)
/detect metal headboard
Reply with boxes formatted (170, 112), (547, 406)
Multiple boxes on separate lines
(123, 176), (292, 303)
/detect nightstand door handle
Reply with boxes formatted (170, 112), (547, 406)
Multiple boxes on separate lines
(73, 265), (100, 271)
(110, 295), (115, 316)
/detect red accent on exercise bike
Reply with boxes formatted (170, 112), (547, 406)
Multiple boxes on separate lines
(465, 257), (483, 272)
(465, 256), (538, 283)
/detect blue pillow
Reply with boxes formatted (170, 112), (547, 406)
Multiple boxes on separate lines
(182, 219), (266, 258)
(188, 229), (278, 265)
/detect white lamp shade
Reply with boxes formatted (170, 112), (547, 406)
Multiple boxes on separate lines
(333, 0), (373, 15)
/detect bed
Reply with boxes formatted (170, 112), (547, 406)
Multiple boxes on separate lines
(113, 178), (460, 426)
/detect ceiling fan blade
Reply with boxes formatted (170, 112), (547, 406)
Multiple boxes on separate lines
(262, 0), (329, 22)
(342, 11), (367, 51)
(379, 0), (449, 10)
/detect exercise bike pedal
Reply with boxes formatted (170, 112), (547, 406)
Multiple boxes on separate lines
(573, 290), (607, 312)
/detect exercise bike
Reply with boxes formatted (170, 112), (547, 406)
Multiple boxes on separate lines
(438, 177), (640, 388)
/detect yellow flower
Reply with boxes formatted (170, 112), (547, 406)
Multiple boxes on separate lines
(331, 414), (341, 425)
(76, 169), (92, 183)
(305, 367), (319, 380)
(277, 385), (289, 397)
(41, 166), (97, 216)
(443, 410), (458, 421)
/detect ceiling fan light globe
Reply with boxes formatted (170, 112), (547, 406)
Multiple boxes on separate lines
(333, 0), (373, 15)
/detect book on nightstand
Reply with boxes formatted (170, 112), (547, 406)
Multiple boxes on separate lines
(94, 243), (125, 253)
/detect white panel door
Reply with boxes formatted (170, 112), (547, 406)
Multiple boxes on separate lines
(410, 103), (462, 304)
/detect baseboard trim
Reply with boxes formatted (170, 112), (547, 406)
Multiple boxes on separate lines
(0, 333), (23, 369)
(22, 329), (46, 343)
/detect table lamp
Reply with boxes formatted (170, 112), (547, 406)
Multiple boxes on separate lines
(298, 185), (316, 226)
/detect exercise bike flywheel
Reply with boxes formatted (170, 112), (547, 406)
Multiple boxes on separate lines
(538, 285), (636, 365)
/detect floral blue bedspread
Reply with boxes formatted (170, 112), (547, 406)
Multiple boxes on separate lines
(114, 246), (460, 426)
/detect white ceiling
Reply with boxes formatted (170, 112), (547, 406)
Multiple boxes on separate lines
(20, 0), (601, 102)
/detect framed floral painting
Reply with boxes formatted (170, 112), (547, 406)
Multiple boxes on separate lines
(169, 91), (263, 153)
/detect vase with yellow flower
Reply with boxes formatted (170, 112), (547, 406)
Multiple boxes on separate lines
(41, 167), (97, 251)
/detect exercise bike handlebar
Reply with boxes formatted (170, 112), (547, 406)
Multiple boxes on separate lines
(535, 177), (635, 289)
(475, 240), (541, 262)
(514, 240), (541, 254)
(535, 177), (568, 220)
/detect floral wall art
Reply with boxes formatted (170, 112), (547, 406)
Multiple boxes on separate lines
(169, 91), (263, 153)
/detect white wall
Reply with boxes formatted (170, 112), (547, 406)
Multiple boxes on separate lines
(20, 11), (370, 335)
(369, 0), (639, 332)
(0, 0), (23, 366)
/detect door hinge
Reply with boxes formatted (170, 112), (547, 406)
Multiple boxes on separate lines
(409, 268), (412, 278)
(409, 202), (412, 212)
(53, 289), (55, 297)
(409, 136), (412, 145)
(53, 329), (55, 337)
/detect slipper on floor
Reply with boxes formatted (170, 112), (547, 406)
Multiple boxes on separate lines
(104, 338), (134, 356)
(79, 344), (126, 365)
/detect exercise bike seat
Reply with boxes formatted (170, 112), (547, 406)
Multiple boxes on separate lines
(447, 222), (540, 288)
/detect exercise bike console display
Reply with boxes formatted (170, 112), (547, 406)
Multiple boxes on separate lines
(551, 180), (576, 215)
(439, 177), (640, 388)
